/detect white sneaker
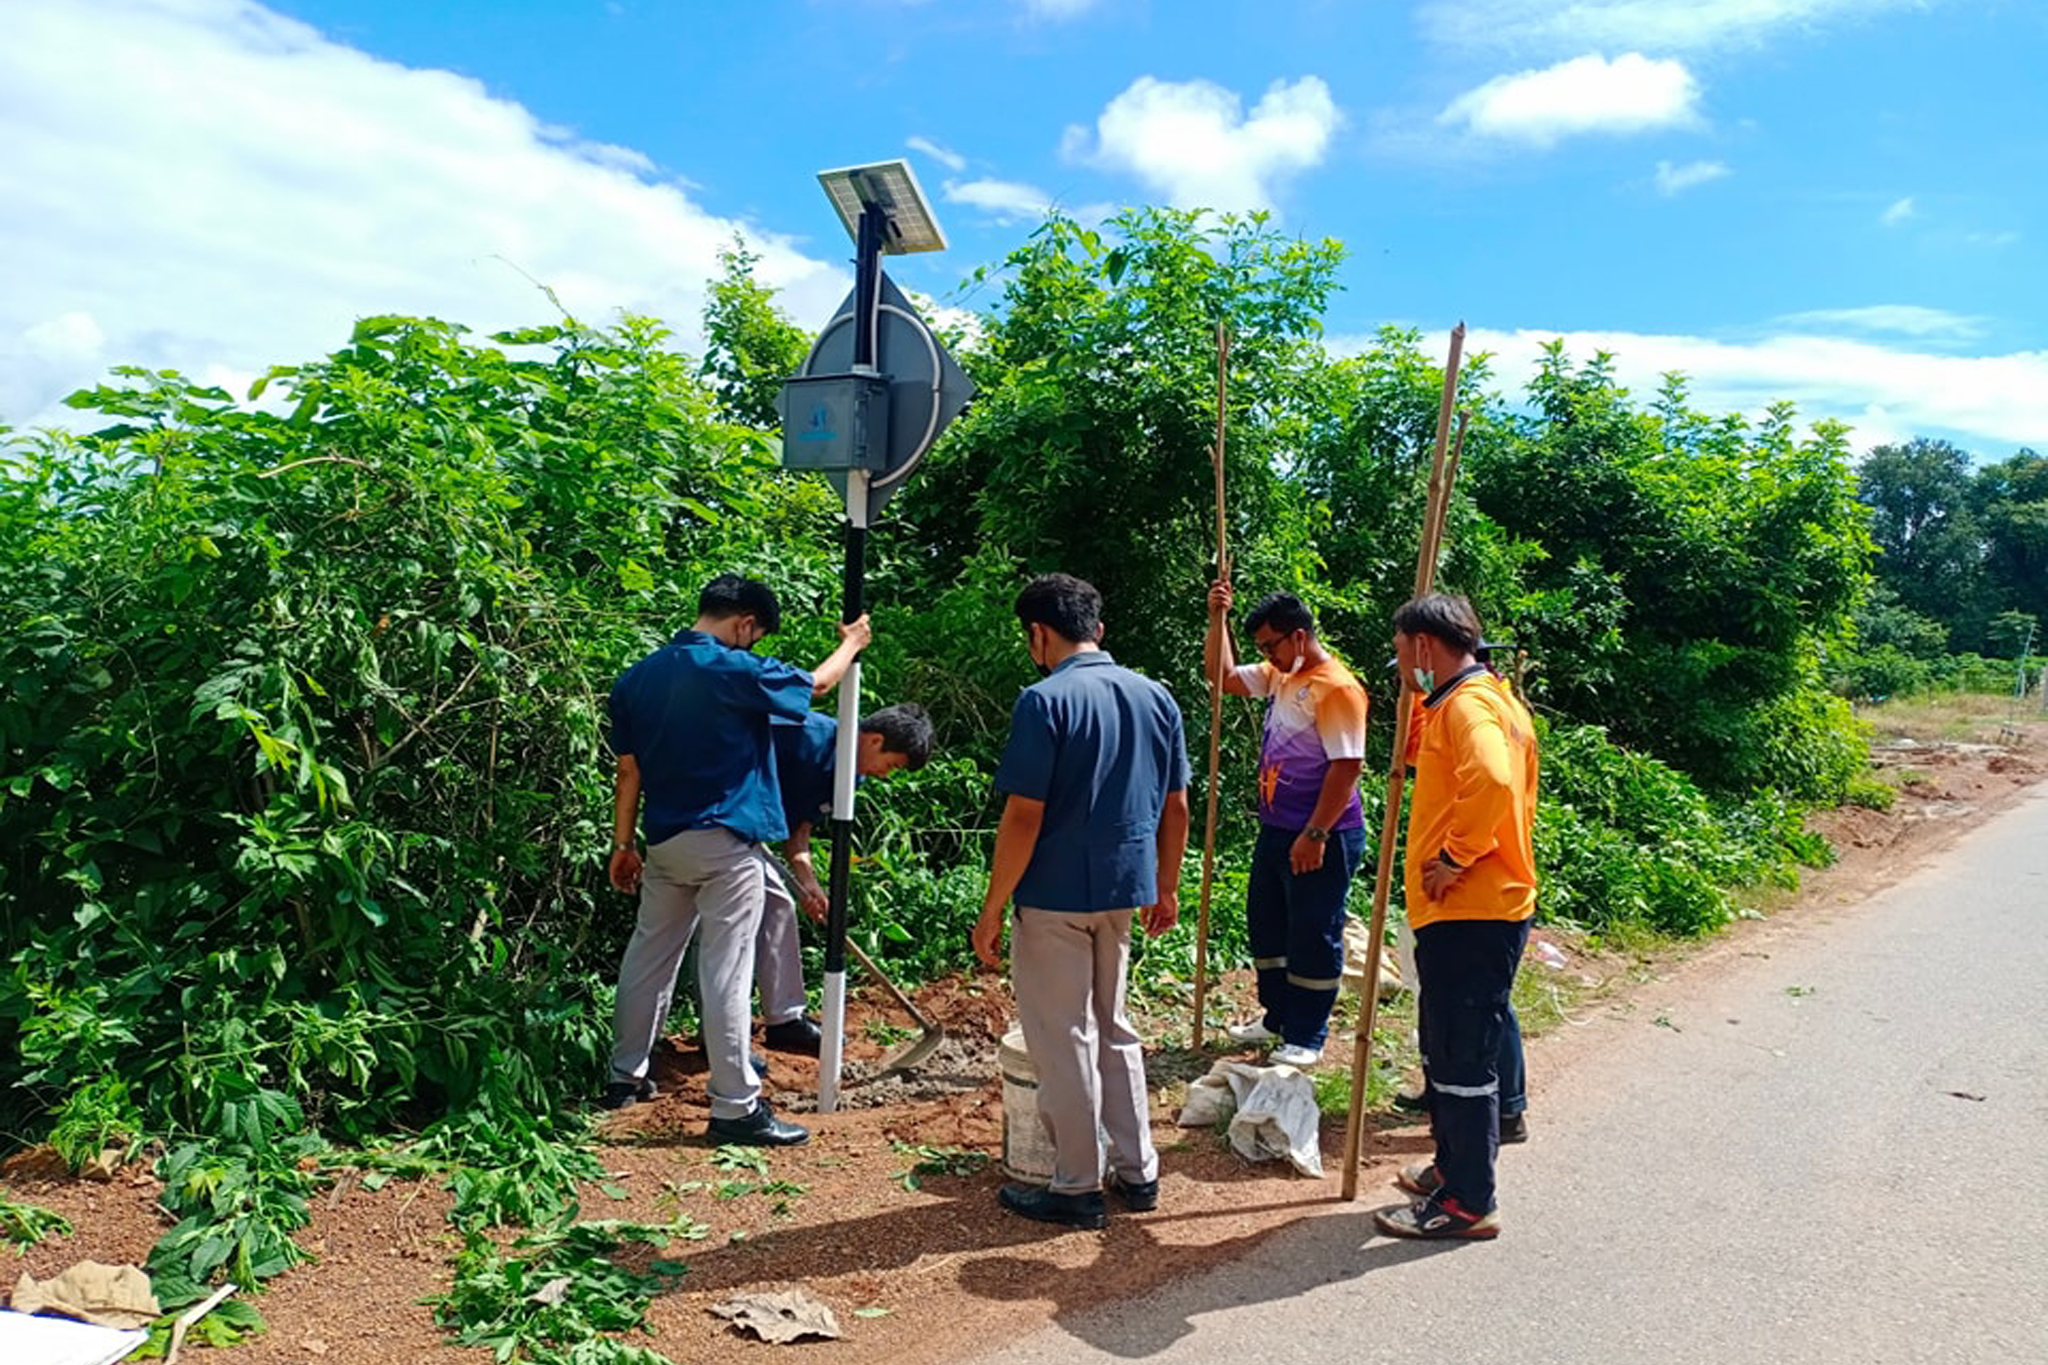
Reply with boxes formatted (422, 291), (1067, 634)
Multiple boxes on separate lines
(1224, 1018), (1280, 1045)
(1270, 1043), (1322, 1068)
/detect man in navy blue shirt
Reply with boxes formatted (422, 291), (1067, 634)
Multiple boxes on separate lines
(973, 574), (1190, 1228)
(746, 703), (934, 1054)
(605, 574), (869, 1145)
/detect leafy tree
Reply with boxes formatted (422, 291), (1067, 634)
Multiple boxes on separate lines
(1475, 348), (1871, 797)
(0, 313), (840, 1148)
(1973, 448), (2048, 633)
(698, 238), (811, 430)
(891, 208), (1343, 697)
(1857, 437), (1984, 631)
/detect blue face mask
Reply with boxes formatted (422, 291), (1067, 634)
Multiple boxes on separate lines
(1411, 667), (1435, 693)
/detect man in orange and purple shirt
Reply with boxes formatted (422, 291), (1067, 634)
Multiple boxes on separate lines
(1204, 582), (1368, 1068)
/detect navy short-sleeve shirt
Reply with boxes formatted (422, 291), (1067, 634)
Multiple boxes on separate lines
(609, 630), (814, 846)
(993, 651), (1190, 913)
(772, 711), (840, 835)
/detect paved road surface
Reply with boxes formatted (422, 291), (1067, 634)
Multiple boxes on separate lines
(974, 787), (2048, 1365)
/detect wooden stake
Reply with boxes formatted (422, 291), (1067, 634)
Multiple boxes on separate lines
(1338, 324), (1468, 1201)
(1191, 321), (1230, 1051)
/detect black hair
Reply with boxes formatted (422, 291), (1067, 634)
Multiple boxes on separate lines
(1392, 593), (1484, 656)
(1014, 573), (1102, 644)
(698, 573), (781, 635)
(1245, 591), (1315, 638)
(860, 703), (935, 770)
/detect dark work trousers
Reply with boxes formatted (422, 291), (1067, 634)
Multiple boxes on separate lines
(1247, 824), (1367, 1051)
(1415, 916), (1531, 1214)
(1422, 1000), (1527, 1118)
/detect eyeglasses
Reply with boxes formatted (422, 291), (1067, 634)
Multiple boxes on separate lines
(1252, 631), (1294, 661)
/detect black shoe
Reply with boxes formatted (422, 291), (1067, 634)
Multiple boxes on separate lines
(706, 1098), (809, 1147)
(1499, 1113), (1529, 1145)
(1393, 1085), (1430, 1114)
(1106, 1172), (1159, 1213)
(599, 1077), (658, 1111)
(762, 1016), (822, 1056)
(998, 1183), (1107, 1230)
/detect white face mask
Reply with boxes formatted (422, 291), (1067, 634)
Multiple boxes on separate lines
(1411, 667), (1435, 693)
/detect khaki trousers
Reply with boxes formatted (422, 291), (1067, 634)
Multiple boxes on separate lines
(1012, 907), (1160, 1195)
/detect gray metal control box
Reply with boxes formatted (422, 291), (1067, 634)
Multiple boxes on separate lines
(777, 374), (892, 473)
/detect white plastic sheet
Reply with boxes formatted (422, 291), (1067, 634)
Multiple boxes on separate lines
(1175, 1059), (1325, 1177)
(0, 1309), (146, 1365)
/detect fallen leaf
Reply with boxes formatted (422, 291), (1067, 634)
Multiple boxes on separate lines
(1945, 1090), (1986, 1102)
(529, 1276), (572, 1305)
(710, 1288), (843, 1344)
(302, 1338), (330, 1356)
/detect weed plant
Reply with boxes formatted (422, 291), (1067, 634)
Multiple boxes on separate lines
(432, 1217), (705, 1365)
(0, 1190), (71, 1251)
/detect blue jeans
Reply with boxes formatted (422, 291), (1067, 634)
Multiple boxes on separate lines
(1246, 823), (1366, 1051)
(1416, 916), (1530, 1214)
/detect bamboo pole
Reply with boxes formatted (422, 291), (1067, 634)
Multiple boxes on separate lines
(1191, 321), (1230, 1050)
(1339, 323), (1467, 1201)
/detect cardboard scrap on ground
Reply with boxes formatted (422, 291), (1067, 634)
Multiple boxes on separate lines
(709, 1288), (843, 1344)
(0, 1307), (147, 1365)
(11, 1261), (161, 1330)
(1176, 1059), (1325, 1177)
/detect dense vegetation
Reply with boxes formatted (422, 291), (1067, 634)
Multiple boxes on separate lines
(1835, 436), (2046, 700)
(0, 211), (1912, 1313)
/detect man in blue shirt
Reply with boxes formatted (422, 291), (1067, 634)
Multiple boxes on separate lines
(749, 703), (935, 1054)
(973, 574), (1190, 1229)
(605, 574), (869, 1146)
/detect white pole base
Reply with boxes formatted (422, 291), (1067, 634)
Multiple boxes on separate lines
(818, 969), (848, 1113)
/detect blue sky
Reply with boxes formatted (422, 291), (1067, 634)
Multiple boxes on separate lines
(4, 0), (2044, 454)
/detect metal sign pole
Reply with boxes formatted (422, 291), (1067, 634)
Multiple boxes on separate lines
(818, 205), (884, 1114)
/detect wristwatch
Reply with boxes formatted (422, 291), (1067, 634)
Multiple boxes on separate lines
(1304, 825), (1330, 843)
(1437, 850), (1463, 870)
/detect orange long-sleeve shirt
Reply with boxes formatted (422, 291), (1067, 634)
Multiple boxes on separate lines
(1403, 670), (1539, 929)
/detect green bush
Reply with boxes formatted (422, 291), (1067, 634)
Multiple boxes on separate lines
(1529, 722), (1828, 937)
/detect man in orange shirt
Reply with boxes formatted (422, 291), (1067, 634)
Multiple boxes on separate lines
(1375, 593), (1539, 1240)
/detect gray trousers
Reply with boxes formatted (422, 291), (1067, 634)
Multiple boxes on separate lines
(609, 827), (771, 1120)
(642, 860), (806, 1032)
(754, 860), (806, 1026)
(1012, 907), (1160, 1195)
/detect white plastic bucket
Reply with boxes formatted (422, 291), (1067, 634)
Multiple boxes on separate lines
(999, 1028), (1054, 1184)
(998, 1026), (1106, 1184)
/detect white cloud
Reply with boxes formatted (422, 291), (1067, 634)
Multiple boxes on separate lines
(906, 136), (967, 172)
(1065, 75), (1341, 212)
(942, 177), (1114, 229)
(1964, 229), (2019, 247)
(1775, 305), (1985, 340)
(944, 177), (1054, 224)
(1882, 196), (1916, 225)
(1440, 53), (1701, 147)
(1327, 324), (2048, 453)
(0, 0), (847, 429)
(1419, 0), (1941, 56)
(1654, 158), (1730, 195)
